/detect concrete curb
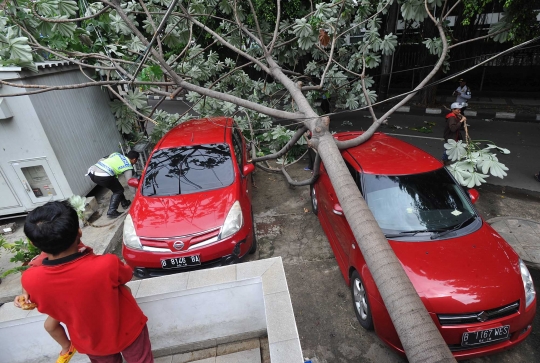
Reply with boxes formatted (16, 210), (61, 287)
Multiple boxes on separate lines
(486, 217), (540, 270)
(390, 105), (540, 123)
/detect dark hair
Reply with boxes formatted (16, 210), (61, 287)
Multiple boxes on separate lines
(127, 150), (140, 160)
(24, 201), (79, 255)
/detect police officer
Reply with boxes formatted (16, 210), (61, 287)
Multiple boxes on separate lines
(87, 150), (139, 218)
(452, 78), (472, 114)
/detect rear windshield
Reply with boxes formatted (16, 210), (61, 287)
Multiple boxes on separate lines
(141, 143), (235, 196)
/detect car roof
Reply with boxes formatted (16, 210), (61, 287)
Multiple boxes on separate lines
(335, 132), (443, 175)
(156, 117), (231, 149)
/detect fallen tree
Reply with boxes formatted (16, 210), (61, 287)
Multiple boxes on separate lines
(1, 0), (537, 361)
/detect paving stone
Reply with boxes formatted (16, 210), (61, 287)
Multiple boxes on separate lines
(186, 265), (236, 289)
(215, 348), (261, 363)
(268, 338), (303, 363)
(264, 291), (299, 344)
(216, 338), (260, 356)
(136, 272), (189, 298)
(522, 246), (540, 264)
(172, 347), (216, 363)
(515, 232), (540, 248)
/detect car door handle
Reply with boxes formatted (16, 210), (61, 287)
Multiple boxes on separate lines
(333, 203), (343, 216)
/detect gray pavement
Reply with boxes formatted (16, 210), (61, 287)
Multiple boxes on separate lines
(488, 217), (540, 270)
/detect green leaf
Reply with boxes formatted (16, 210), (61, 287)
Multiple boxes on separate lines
(9, 37), (33, 63)
(35, 0), (59, 17)
(125, 89), (147, 109)
(444, 139), (467, 161)
(52, 20), (77, 37)
(57, 0), (78, 16)
(292, 18), (313, 38)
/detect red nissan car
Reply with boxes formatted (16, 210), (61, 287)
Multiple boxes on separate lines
(311, 131), (536, 359)
(123, 117), (256, 278)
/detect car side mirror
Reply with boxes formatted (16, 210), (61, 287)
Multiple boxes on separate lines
(333, 203), (343, 216)
(243, 163), (255, 176)
(468, 189), (479, 204)
(128, 177), (140, 189)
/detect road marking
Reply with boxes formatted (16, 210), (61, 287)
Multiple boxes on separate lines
(386, 132), (444, 141)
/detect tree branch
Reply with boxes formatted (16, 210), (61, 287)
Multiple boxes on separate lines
(281, 152), (321, 186)
(252, 126), (307, 162)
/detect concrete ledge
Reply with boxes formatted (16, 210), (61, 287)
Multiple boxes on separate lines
(396, 106), (410, 112)
(0, 257), (302, 363)
(495, 112), (516, 119)
(425, 108), (441, 114)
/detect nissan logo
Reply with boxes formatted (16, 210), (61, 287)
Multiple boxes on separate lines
(476, 311), (489, 322)
(173, 241), (185, 250)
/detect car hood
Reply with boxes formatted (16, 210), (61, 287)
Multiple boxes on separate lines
(130, 185), (236, 238)
(390, 222), (524, 313)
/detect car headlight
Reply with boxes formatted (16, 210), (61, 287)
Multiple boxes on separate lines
(520, 260), (536, 308)
(219, 201), (243, 240)
(123, 214), (142, 250)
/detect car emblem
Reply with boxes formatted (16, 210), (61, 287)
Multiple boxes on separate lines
(173, 241), (185, 250)
(476, 311), (489, 322)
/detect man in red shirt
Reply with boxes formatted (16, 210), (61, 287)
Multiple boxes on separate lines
(21, 201), (153, 363)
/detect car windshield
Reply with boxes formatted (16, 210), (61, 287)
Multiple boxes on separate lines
(363, 168), (476, 234)
(141, 143), (234, 196)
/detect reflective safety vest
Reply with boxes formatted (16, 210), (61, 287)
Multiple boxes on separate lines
(95, 152), (133, 177)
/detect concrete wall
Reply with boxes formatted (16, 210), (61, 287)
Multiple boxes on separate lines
(0, 258), (303, 363)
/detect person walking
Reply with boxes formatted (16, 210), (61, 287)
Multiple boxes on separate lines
(87, 150), (139, 218)
(452, 78), (472, 114)
(443, 102), (467, 166)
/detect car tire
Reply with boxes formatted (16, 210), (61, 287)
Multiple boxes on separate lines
(310, 184), (318, 215)
(249, 210), (257, 254)
(350, 270), (374, 330)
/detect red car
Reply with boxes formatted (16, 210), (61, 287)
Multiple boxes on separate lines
(123, 117), (256, 278)
(311, 131), (536, 359)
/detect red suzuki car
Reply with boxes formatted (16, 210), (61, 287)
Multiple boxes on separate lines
(311, 131), (536, 359)
(123, 117), (256, 278)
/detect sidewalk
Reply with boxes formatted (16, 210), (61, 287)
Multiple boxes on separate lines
(386, 94), (540, 122)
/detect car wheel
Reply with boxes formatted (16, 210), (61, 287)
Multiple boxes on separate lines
(310, 184), (318, 215)
(351, 270), (374, 330)
(249, 210), (257, 254)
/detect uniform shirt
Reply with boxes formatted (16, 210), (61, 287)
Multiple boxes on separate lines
(95, 153), (134, 177)
(22, 251), (147, 355)
(455, 85), (472, 104)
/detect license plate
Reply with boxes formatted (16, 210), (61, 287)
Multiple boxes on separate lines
(461, 325), (510, 347)
(161, 255), (201, 269)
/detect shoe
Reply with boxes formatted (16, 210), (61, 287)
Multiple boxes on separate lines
(56, 343), (76, 363)
(121, 199), (131, 208)
(107, 194), (123, 218)
(304, 167), (312, 171)
(534, 174), (540, 182)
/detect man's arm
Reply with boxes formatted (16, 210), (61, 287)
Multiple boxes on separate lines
(447, 116), (464, 132)
(460, 87), (472, 100)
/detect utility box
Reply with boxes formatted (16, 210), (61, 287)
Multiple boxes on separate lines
(0, 62), (123, 217)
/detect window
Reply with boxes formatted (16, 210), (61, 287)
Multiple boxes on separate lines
(363, 168), (476, 233)
(232, 127), (243, 170)
(141, 144), (234, 196)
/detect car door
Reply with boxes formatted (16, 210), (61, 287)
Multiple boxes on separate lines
(231, 123), (251, 209)
(318, 158), (361, 266)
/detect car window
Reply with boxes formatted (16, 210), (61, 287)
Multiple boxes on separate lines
(232, 127), (243, 169)
(363, 168), (476, 233)
(345, 161), (361, 195)
(141, 143), (235, 196)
